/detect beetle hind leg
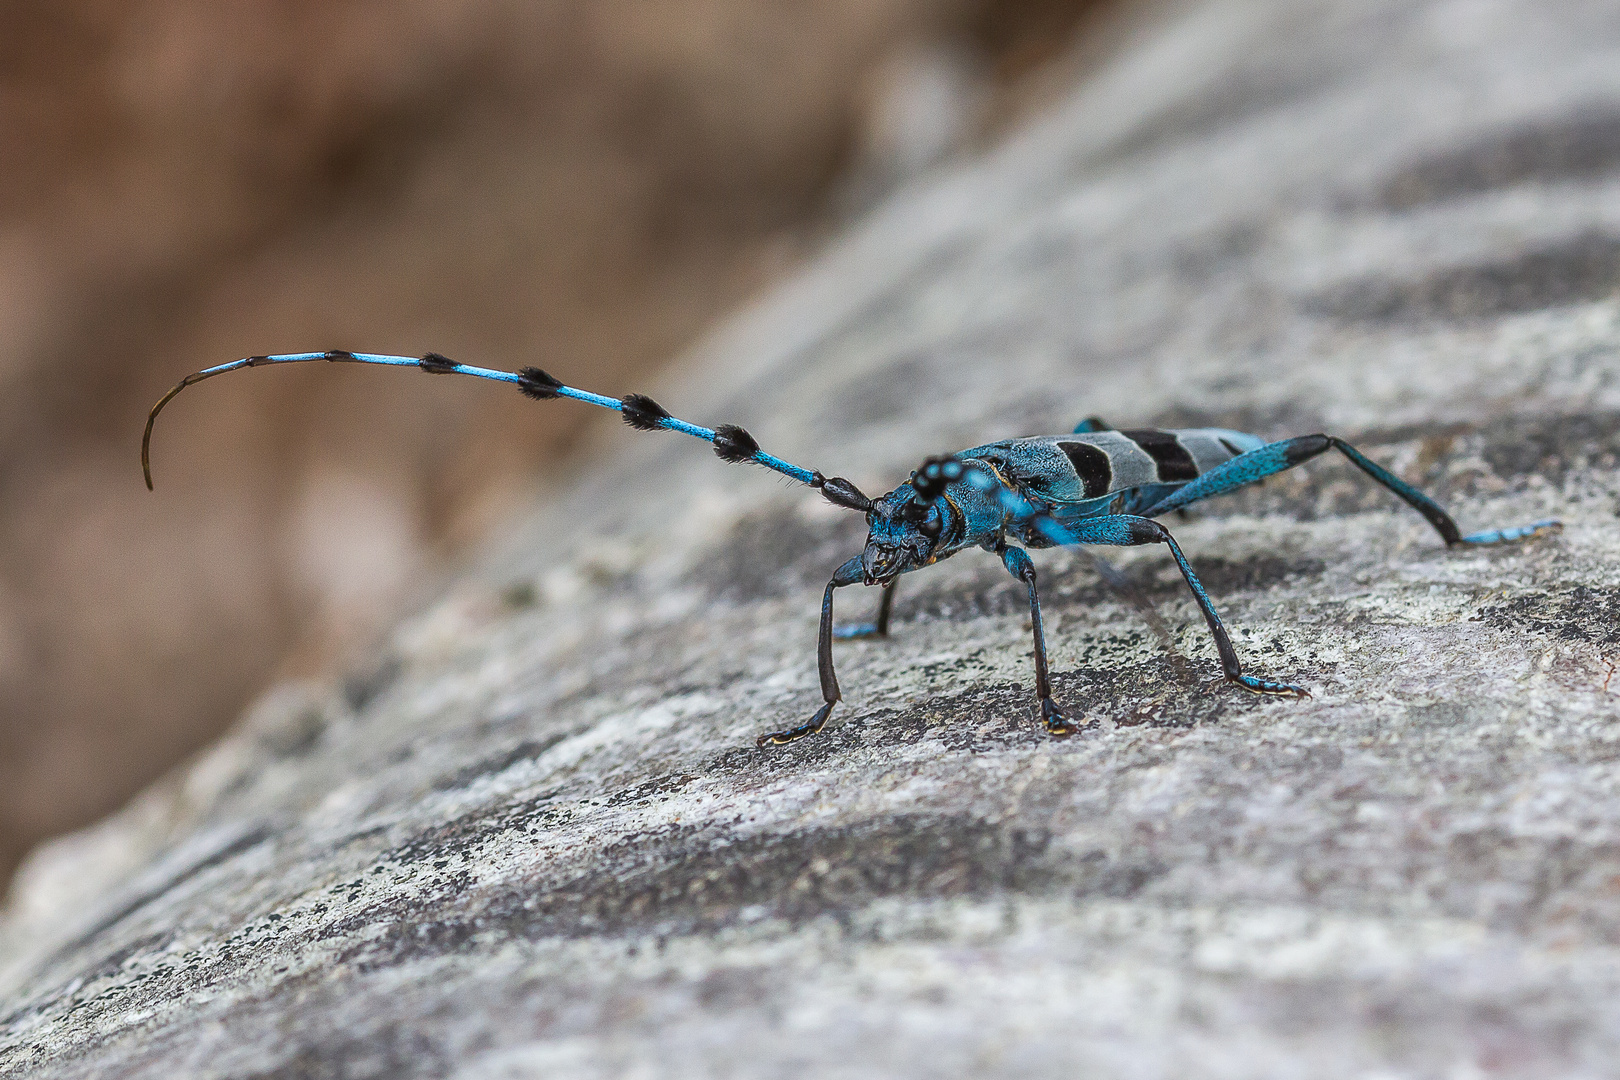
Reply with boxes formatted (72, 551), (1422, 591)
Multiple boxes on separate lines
(1137, 434), (1561, 548)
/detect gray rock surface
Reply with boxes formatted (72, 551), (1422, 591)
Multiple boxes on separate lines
(3, 0), (1620, 1075)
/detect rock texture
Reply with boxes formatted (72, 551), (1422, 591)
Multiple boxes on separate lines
(3, 0), (1620, 1075)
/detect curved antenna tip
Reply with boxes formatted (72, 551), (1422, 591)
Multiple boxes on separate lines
(141, 375), (197, 490)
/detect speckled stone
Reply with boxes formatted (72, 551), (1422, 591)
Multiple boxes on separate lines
(4, 0), (1620, 1076)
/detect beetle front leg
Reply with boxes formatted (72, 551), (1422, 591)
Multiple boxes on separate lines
(757, 555), (865, 747)
(1000, 546), (1081, 736)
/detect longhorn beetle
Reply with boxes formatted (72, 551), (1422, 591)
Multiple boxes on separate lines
(144, 352), (1561, 746)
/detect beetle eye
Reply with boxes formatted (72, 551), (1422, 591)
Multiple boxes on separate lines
(919, 507), (942, 539)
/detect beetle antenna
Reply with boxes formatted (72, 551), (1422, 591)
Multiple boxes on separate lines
(142, 351), (868, 511)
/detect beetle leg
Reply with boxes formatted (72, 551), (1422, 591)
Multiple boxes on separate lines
(1049, 515), (1309, 698)
(1137, 435), (1560, 546)
(834, 579), (897, 640)
(758, 555), (865, 746)
(999, 545), (1081, 736)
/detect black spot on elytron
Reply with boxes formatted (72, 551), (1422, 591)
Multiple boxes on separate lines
(1379, 108), (1620, 210)
(1120, 429), (1199, 481)
(1056, 440), (1113, 497)
(1304, 233), (1620, 323)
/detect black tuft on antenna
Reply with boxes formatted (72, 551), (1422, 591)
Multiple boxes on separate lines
(517, 367), (563, 400)
(712, 424), (760, 463)
(621, 394), (672, 431)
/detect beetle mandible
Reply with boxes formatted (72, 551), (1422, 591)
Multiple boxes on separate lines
(143, 351), (1561, 746)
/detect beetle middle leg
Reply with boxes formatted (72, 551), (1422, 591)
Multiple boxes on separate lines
(1057, 514), (1309, 698)
(758, 555), (864, 747)
(999, 545), (1082, 736)
(834, 579), (897, 640)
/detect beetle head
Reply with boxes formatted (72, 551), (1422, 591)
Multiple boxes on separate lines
(860, 485), (946, 585)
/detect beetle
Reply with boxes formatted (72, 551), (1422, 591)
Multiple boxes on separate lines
(143, 351), (1561, 746)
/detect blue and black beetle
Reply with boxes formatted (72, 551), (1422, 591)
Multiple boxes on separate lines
(143, 352), (1560, 746)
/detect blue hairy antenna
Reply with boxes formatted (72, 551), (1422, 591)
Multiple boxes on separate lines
(144, 352), (1562, 746)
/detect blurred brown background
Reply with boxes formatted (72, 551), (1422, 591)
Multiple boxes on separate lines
(0, 0), (1110, 882)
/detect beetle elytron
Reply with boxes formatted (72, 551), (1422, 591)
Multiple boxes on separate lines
(143, 351), (1561, 746)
